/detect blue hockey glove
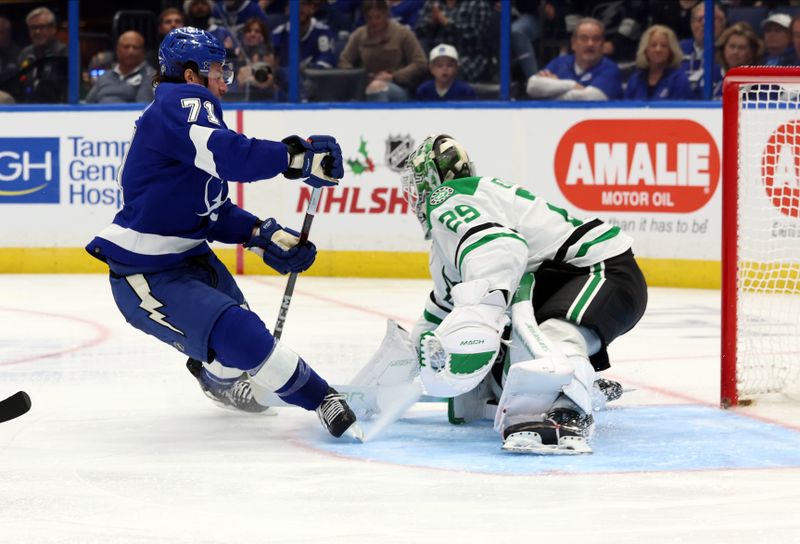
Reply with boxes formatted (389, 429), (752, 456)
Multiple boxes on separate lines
(282, 135), (344, 187)
(244, 218), (316, 275)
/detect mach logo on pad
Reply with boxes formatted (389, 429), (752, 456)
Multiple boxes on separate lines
(0, 138), (60, 203)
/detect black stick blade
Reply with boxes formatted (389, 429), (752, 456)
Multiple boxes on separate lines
(0, 391), (31, 423)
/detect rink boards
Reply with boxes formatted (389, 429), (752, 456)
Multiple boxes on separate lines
(0, 103), (740, 287)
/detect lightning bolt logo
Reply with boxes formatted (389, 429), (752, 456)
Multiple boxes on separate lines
(125, 274), (185, 335)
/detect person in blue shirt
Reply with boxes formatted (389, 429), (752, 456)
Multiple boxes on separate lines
(712, 22), (762, 99)
(526, 17), (622, 101)
(624, 25), (692, 101)
(186, 0), (239, 55)
(679, 2), (726, 99)
(85, 27), (360, 440)
(271, 0), (337, 69)
(211, 0), (268, 37)
(415, 43), (476, 101)
(760, 13), (795, 66)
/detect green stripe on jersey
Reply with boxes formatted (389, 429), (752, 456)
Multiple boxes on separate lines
(423, 309), (443, 325)
(547, 203), (583, 227)
(567, 263), (605, 322)
(457, 232), (527, 272)
(575, 227), (621, 258)
(515, 187), (536, 200)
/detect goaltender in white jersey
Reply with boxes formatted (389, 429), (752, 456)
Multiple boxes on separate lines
(401, 134), (648, 454)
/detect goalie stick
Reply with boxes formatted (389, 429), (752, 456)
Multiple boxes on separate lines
(0, 391), (31, 423)
(250, 320), (424, 441)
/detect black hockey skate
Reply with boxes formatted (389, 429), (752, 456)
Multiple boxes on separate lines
(186, 358), (270, 414)
(316, 386), (362, 439)
(595, 378), (623, 403)
(502, 407), (595, 455)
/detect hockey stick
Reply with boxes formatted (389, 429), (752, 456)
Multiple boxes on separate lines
(273, 186), (322, 340)
(0, 391), (31, 423)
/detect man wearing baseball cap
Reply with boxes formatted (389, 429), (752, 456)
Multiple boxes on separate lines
(761, 13), (794, 65)
(415, 43), (477, 101)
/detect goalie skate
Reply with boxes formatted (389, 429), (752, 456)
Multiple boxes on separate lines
(501, 408), (594, 455)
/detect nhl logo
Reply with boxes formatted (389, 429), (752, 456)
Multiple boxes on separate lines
(385, 135), (415, 172)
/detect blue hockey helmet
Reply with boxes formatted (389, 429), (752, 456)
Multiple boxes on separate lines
(158, 27), (233, 84)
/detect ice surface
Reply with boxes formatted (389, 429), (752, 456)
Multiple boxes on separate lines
(1, 275), (799, 543)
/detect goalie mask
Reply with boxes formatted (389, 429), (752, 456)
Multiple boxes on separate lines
(401, 134), (475, 239)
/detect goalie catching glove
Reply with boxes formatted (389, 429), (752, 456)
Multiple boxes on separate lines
(245, 218), (316, 275)
(283, 135), (344, 188)
(419, 279), (509, 397)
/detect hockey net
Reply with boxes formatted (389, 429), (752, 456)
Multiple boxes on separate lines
(722, 67), (800, 407)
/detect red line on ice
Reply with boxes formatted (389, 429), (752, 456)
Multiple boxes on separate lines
(0, 307), (111, 366)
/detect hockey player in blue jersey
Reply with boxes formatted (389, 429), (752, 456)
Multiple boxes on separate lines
(86, 27), (359, 439)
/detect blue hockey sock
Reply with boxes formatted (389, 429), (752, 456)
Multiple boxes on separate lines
(209, 306), (274, 371)
(274, 358), (328, 411)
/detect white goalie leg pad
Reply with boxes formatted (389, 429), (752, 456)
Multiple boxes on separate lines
(538, 318), (601, 359)
(493, 356), (574, 433)
(560, 354), (595, 415)
(247, 340), (300, 392)
(418, 280), (508, 397)
(349, 320), (419, 387)
(539, 320), (602, 414)
(450, 372), (499, 423)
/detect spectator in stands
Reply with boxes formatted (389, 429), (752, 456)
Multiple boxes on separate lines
(791, 16), (800, 65)
(230, 17), (284, 101)
(650, 0), (697, 43)
(315, 0), (360, 39)
(272, 0), (337, 69)
(338, 0), (427, 102)
(680, 2), (726, 99)
(147, 8), (184, 68)
(186, 0), (238, 55)
(212, 0), (269, 37)
(713, 22), (762, 98)
(414, 0), (493, 83)
(391, 0), (426, 27)
(526, 17), (622, 101)
(761, 13), (794, 66)
(597, 0), (649, 66)
(0, 17), (20, 84)
(415, 43), (476, 100)
(624, 25), (691, 101)
(17, 6), (68, 103)
(258, 0), (288, 30)
(85, 31), (155, 104)
(487, 0), (540, 85)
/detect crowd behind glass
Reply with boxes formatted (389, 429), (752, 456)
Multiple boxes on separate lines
(0, 0), (797, 105)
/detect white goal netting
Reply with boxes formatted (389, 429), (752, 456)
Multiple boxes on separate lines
(736, 82), (800, 400)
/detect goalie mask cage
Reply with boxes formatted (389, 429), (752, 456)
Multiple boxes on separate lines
(722, 66), (800, 407)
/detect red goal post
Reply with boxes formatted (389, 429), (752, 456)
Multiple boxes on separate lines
(722, 66), (800, 407)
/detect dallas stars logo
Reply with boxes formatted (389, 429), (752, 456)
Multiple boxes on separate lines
(429, 186), (454, 205)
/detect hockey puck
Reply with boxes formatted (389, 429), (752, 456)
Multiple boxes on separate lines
(0, 391), (32, 423)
